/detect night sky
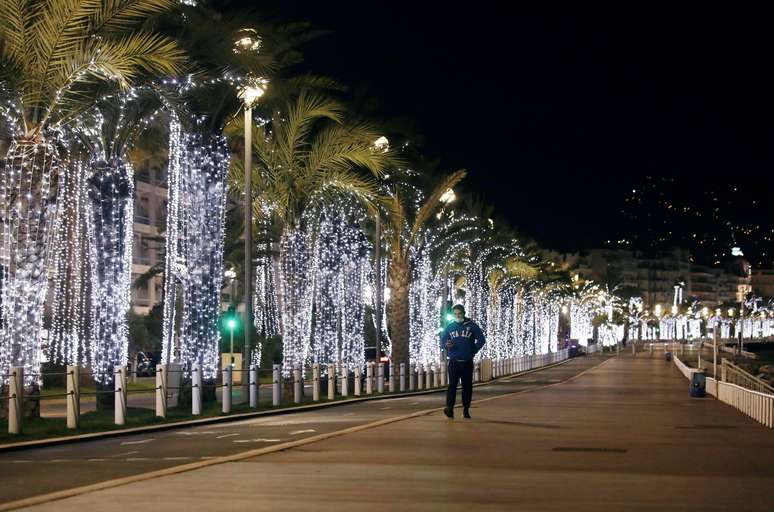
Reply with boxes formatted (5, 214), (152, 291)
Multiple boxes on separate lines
(233, 2), (774, 262)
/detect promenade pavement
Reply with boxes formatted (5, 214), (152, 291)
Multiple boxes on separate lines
(8, 353), (774, 511)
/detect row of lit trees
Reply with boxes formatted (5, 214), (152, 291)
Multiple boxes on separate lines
(0, 0), (583, 393)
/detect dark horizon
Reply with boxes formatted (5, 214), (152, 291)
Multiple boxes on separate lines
(236, 1), (774, 265)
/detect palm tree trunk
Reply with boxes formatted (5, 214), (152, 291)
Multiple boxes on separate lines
(387, 256), (411, 371)
(1, 139), (61, 386)
(279, 226), (313, 373)
(86, 159), (133, 403)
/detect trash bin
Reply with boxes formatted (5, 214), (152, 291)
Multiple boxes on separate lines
(664, 352), (672, 362)
(690, 370), (706, 398)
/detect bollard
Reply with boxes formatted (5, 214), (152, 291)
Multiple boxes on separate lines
(340, 366), (349, 397)
(632, 342), (636, 356)
(293, 366), (302, 404)
(222, 365), (233, 414)
(192, 364), (202, 416)
(115, 366), (127, 426)
(155, 365), (167, 418)
(272, 364), (281, 406)
(474, 362), (480, 383)
(417, 364), (424, 390)
(9, 367), (23, 434)
(389, 363), (396, 393)
(400, 363), (406, 392)
(354, 365), (362, 396)
(327, 363), (335, 400)
(366, 363), (374, 395)
(249, 365), (258, 408)
(66, 365), (80, 429)
(409, 364), (416, 391)
(440, 362), (447, 386)
(312, 364), (320, 402)
(377, 363), (385, 393)
(425, 364), (432, 389)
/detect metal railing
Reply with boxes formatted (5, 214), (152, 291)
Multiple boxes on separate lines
(672, 354), (773, 429)
(721, 359), (774, 395)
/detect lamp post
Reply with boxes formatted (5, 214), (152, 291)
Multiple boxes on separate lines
(371, 136), (389, 371)
(239, 78), (268, 371)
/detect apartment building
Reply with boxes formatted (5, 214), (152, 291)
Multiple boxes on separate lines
(131, 160), (168, 314)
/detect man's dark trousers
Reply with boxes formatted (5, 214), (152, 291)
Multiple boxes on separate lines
(446, 359), (474, 410)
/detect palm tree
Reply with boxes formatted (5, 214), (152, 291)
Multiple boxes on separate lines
(0, 0), (184, 382)
(382, 170), (467, 372)
(229, 91), (396, 371)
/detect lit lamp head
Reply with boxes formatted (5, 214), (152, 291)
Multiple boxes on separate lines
(239, 78), (269, 108)
(671, 305), (678, 316)
(439, 188), (456, 204)
(728, 308), (735, 317)
(654, 304), (662, 317)
(372, 136), (389, 153)
(234, 28), (263, 54)
(224, 268), (236, 280)
(227, 318), (236, 330)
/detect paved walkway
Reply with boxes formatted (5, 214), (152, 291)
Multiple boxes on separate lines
(9, 354), (774, 511)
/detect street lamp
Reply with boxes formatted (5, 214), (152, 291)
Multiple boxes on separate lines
(238, 77), (269, 370)
(371, 136), (391, 372)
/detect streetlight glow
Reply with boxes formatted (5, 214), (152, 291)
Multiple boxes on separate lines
(439, 188), (456, 204)
(239, 78), (269, 108)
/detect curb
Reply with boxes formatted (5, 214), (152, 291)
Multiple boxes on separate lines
(0, 357), (577, 453)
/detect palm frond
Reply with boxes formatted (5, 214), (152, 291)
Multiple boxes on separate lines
(92, 0), (176, 35)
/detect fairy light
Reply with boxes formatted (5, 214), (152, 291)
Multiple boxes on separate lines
(85, 159), (134, 383)
(1, 138), (62, 385)
(161, 116), (229, 379)
(48, 160), (90, 368)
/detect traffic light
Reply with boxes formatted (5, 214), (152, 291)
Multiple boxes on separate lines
(441, 300), (454, 327)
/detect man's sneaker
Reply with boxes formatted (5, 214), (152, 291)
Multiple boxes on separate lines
(463, 408), (471, 419)
(443, 407), (454, 419)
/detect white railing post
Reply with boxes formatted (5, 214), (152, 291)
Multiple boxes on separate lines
(354, 365), (362, 396)
(192, 364), (202, 416)
(222, 365), (233, 414)
(312, 364), (320, 402)
(114, 366), (127, 426)
(433, 365), (439, 388)
(327, 363), (335, 400)
(389, 363), (396, 393)
(340, 366), (349, 397)
(366, 362), (374, 395)
(377, 363), (385, 393)
(400, 363), (406, 392)
(440, 362), (447, 386)
(272, 364), (281, 406)
(417, 363), (424, 390)
(293, 366), (302, 404)
(425, 364), (432, 389)
(66, 365), (80, 429)
(474, 362), (480, 383)
(249, 365), (258, 408)
(9, 366), (23, 434)
(409, 363), (416, 391)
(155, 364), (167, 418)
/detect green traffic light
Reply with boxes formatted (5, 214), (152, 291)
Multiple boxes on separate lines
(446, 313), (454, 322)
(227, 318), (236, 330)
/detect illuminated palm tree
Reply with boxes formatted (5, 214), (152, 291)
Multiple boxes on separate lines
(0, 0), (184, 383)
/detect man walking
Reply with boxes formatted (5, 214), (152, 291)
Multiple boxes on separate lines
(440, 304), (486, 419)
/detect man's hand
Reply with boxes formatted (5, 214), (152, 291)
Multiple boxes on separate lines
(445, 340), (454, 349)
